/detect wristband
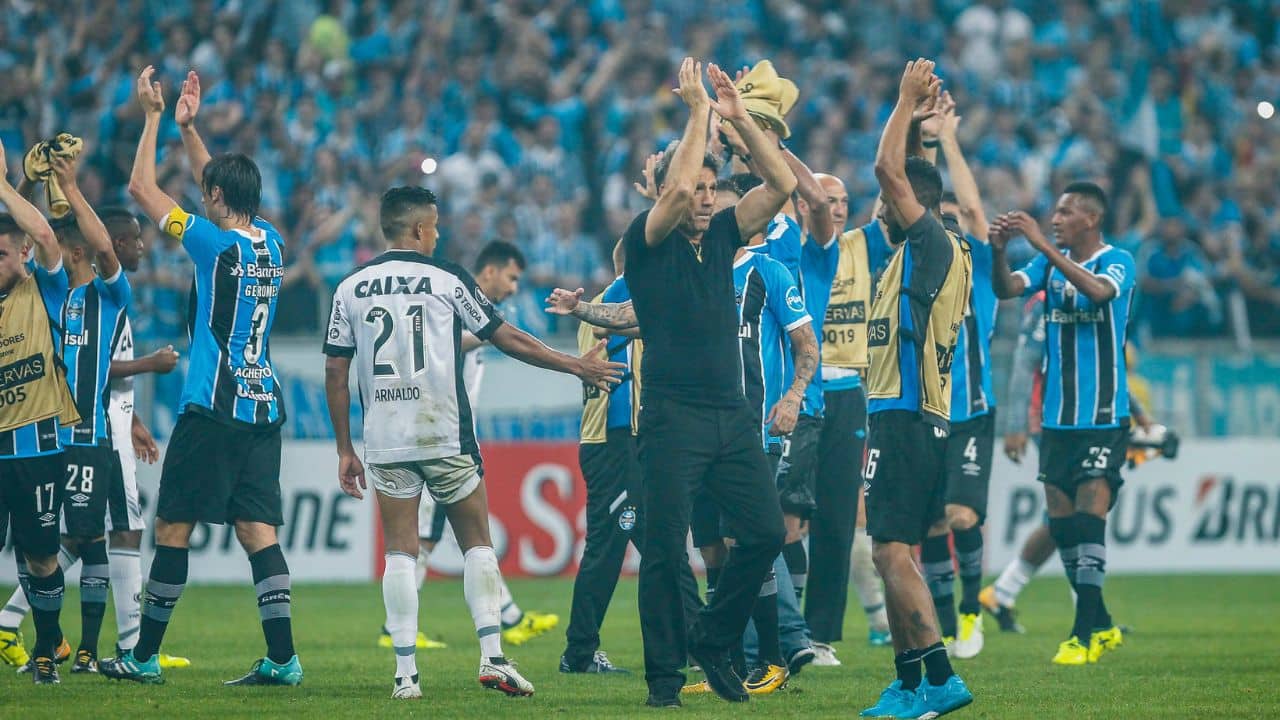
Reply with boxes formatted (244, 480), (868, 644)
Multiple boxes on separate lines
(922, 139), (940, 149)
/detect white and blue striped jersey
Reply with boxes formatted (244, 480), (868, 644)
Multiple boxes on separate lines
(61, 270), (131, 447)
(168, 208), (286, 428)
(950, 238), (997, 423)
(1013, 245), (1136, 429)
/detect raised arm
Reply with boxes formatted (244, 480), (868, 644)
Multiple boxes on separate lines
(646, 58), (710, 247)
(1005, 211), (1116, 304)
(0, 139), (59, 270)
(937, 92), (988, 241)
(783, 148), (833, 243)
(175, 70), (212, 186)
(127, 66), (182, 226)
(545, 287), (639, 329)
(708, 64), (797, 239)
(50, 154), (120, 278)
(874, 59), (942, 228)
(488, 323), (624, 391)
(989, 214), (1029, 299)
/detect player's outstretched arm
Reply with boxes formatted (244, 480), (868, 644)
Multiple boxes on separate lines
(50, 154), (121, 279)
(1004, 211), (1116, 304)
(646, 57), (710, 247)
(937, 92), (988, 241)
(324, 354), (366, 500)
(875, 59), (942, 229)
(782, 147), (834, 244)
(127, 66), (182, 226)
(489, 323), (625, 391)
(0, 139), (59, 270)
(110, 345), (179, 378)
(545, 287), (638, 329)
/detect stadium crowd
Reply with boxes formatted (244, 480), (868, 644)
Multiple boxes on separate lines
(1, 0), (1278, 340)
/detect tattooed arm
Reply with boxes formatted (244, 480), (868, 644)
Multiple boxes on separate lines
(767, 322), (818, 436)
(545, 287), (638, 330)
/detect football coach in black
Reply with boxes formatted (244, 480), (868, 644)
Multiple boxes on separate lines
(624, 58), (796, 707)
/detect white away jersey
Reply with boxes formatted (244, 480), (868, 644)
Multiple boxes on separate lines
(108, 315), (135, 445)
(323, 250), (504, 464)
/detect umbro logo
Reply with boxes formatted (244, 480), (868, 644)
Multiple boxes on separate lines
(71, 493), (90, 504)
(38, 513), (55, 525)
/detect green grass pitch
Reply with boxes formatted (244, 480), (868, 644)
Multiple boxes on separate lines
(5, 574), (1278, 718)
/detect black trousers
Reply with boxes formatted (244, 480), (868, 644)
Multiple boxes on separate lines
(805, 385), (867, 643)
(564, 428), (644, 666)
(637, 396), (785, 697)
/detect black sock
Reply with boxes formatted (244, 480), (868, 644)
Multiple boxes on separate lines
(26, 567), (64, 658)
(1048, 515), (1081, 637)
(894, 649), (922, 691)
(135, 545), (188, 663)
(1071, 513), (1109, 641)
(920, 534), (957, 638)
(953, 526), (984, 616)
(920, 641), (955, 685)
(249, 544), (295, 664)
(752, 570), (783, 667)
(781, 541), (807, 603)
(78, 539), (110, 655)
(705, 565), (722, 606)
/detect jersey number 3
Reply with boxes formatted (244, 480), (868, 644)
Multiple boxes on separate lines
(366, 304), (427, 379)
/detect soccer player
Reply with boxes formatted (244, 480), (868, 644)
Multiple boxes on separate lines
(101, 67), (300, 686)
(0, 137), (81, 684)
(808, 172), (895, 656)
(989, 180), (1135, 666)
(917, 94), (999, 660)
(559, 240), (639, 675)
(859, 60), (974, 719)
(381, 241), (559, 652)
(323, 186), (622, 699)
(97, 206), (189, 666)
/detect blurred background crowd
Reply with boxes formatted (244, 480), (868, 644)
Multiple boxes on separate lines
(2, 0), (1279, 345)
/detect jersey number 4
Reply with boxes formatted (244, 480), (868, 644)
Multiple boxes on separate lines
(366, 304), (427, 379)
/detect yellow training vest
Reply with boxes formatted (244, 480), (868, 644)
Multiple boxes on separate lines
(866, 227), (972, 430)
(0, 272), (81, 433)
(822, 227), (874, 371)
(578, 293), (609, 444)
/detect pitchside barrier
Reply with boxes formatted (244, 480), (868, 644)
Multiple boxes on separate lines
(1, 438), (1276, 584)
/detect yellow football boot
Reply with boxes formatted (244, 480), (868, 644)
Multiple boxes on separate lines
(0, 627), (29, 667)
(744, 664), (788, 695)
(1088, 626), (1124, 663)
(1052, 637), (1089, 666)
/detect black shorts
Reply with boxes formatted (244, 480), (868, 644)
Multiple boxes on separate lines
(944, 411), (996, 522)
(864, 411), (948, 546)
(61, 443), (115, 538)
(157, 412), (284, 526)
(1038, 425), (1128, 505)
(0, 453), (65, 557)
(776, 413), (822, 518)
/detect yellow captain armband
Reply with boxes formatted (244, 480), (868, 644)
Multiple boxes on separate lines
(162, 207), (194, 239)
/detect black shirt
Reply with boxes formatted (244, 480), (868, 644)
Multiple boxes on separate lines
(624, 207), (746, 408)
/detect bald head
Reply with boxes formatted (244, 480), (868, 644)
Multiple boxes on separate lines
(815, 173), (849, 230)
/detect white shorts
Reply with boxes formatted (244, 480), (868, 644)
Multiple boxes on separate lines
(106, 421), (145, 532)
(369, 453), (483, 507)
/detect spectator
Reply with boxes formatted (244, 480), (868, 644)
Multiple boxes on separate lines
(1138, 215), (1221, 337)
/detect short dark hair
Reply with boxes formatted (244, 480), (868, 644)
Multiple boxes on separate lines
(941, 190), (958, 206)
(1062, 181), (1109, 218)
(50, 214), (89, 249)
(379, 186), (438, 241)
(723, 173), (763, 198)
(97, 206), (140, 237)
(473, 241), (526, 274)
(653, 140), (723, 189)
(905, 157), (944, 211)
(201, 153), (262, 218)
(0, 213), (20, 239)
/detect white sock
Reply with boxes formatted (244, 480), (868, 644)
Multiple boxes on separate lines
(850, 527), (889, 633)
(498, 576), (523, 628)
(108, 548), (143, 650)
(415, 549), (430, 592)
(382, 552), (419, 679)
(994, 557), (1037, 608)
(1, 547), (79, 627)
(463, 546), (504, 659)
